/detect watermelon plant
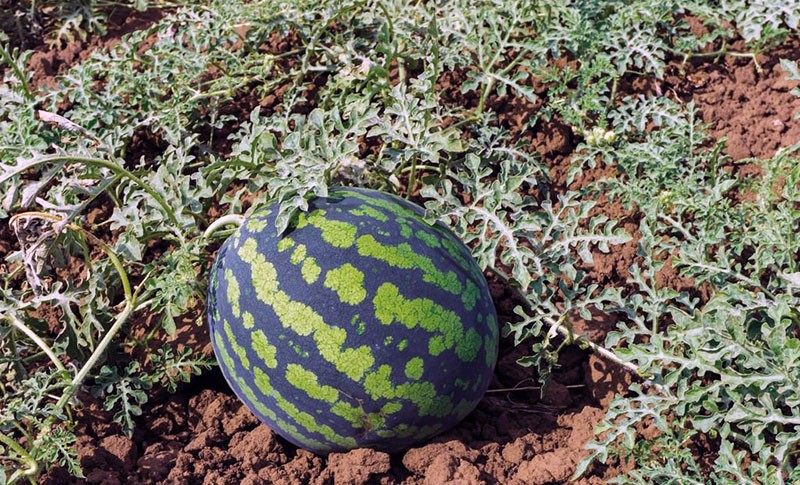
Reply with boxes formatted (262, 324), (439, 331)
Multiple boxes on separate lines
(207, 187), (498, 453)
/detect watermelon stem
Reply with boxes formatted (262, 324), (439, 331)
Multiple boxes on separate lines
(486, 383), (585, 393)
(4, 313), (66, 374)
(489, 267), (655, 386)
(1, 154), (187, 247)
(0, 43), (32, 101)
(670, 42), (763, 74)
(0, 431), (38, 483)
(203, 214), (245, 240)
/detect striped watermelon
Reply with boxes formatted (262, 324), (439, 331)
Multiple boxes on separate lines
(207, 187), (498, 454)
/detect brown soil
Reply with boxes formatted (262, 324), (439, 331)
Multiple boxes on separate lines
(6, 11), (800, 485)
(681, 39), (800, 161)
(26, 9), (166, 90)
(42, 342), (625, 485)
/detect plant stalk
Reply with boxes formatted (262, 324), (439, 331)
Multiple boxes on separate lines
(673, 45), (762, 74)
(203, 214), (245, 239)
(0, 43), (33, 101)
(488, 267), (645, 379)
(3, 155), (186, 245)
(0, 432), (38, 482)
(57, 301), (135, 410)
(5, 314), (66, 373)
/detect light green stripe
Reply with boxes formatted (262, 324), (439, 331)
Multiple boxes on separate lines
(277, 237), (294, 252)
(223, 320), (249, 369)
(252, 367), (357, 449)
(344, 191), (471, 275)
(404, 357), (424, 380)
(461, 279), (479, 311)
(373, 282), (480, 362)
(301, 257), (321, 284)
(285, 364), (338, 403)
(246, 218), (268, 232)
(485, 314), (499, 367)
(457, 328), (482, 362)
(415, 229), (441, 249)
(290, 244), (307, 264)
(356, 235), (462, 295)
(363, 364), (454, 417)
(251, 329), (277, 368)
(349, 206), (389, 222)
(237, 238), (374, 381)
(439, 231), (473, 271)
(324, 263), (366, 305)
(216, 311), (357, 449)
(212, 328), (326, 451)
(298, 209), (357, 248)
(343, 190), (420, 220)
(242, 311), (255, 329)
(329, 400), (404, 433)
(224, 269), (241, 318)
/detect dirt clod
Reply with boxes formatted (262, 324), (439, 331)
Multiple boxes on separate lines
(327, 448), (392, 484)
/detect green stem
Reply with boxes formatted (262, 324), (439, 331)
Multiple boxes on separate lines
(0, 43), (33, 101)
(47, 278), (143, 430)
(0, 432), (39, 482)
(5, 314), (66, 373)
(7, 327), (26, 380)
(10, 212), (133, 303)
(78, 226), (132, 304)
(673, 45), (762, 73)
(60, 302), (135, 407)
(21, 351), (47, 364)
(476, 77), (494, 116)
(405, 155), (419, 198)
(451, 115), (479, 130)
(496, 49), (528, 77)
(203, 214), (245, 239)
(4, 265), (24, 291)
(486, 383), (585, 393)
(610, 77), (619, 106)
(190, 88), (237, 102)
(3, 155), (186, 245)
(376, 1), (395, 70)
(476, 18), (517, 115)
(399, 164), (440, 174)
(488, 267), (645, 379)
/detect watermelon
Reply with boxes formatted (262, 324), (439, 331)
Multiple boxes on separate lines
(207, 187), (498, 454)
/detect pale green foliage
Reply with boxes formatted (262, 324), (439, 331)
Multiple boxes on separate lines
(422, 143), (629, 382)
(91, 362), (152, 437)
(782, 59), (800, 129)
(722, 0), (800, 42)
(267, 105), (379, 232)
(3, 1), (167, 48)
(2, 0), (800, 481)
(89, 347), (213, 436)
(571, 91), (800, 483)
(149, 346), (215, 393)
(0, 368), (79, 478)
